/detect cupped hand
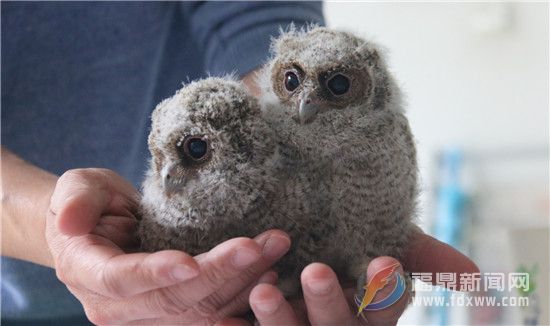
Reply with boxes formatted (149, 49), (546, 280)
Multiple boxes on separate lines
(45, 168), (291, 325)
(219, 228), (479, 326)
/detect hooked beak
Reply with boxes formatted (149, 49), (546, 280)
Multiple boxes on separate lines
(297, 92), (319, 124)
(161, 162), (185, 194)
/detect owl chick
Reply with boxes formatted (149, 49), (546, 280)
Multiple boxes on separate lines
(260, 27), (418, 291)
(138, 28), (419, 299)
(138, 77), (279, 255)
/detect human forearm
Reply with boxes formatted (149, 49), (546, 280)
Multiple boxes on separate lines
(183, 2), (324, 78)
(1, 146), (57, 267)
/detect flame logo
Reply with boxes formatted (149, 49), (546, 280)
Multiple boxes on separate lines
(355, 262), (406, 315)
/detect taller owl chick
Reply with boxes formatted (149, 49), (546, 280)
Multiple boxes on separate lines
(138, 78), (279, 254)
(260, 27), (418, 287)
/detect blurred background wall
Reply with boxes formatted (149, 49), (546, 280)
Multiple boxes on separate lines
(325, 2), (549, 325)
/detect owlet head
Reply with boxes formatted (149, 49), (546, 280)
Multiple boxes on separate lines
(268, 27), (394, 124)
(147, 78), (273, 199)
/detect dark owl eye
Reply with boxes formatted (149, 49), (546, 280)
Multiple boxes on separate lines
(284, 71), (300, 92)
(177, 136), (210, 163)
(326, 74), (350, 96)
(187, 138), (207, 159)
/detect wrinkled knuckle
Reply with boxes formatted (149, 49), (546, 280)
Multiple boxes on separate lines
(233, 292), (249, 310)
(152, 289), (189, 316)
(192, 300), (218, 318)
(203, 292), (225, 311)
(136, 262), (157, 289)
(101, 266), (126, 299)
(239, 266), (259, 282)
(202, 263), (229, 289)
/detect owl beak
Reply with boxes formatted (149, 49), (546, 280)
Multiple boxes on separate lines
(297, 93), (319, 124)
(162, 162), (185, 194)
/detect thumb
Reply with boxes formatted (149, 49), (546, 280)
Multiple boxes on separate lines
(49, 169), (139, 236)
(358, 256), (410, 325)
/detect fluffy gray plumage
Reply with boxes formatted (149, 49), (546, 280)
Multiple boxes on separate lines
(259, 26), (418, 292)
(138, 78), (279, 254)
(138, 27), (418, 297)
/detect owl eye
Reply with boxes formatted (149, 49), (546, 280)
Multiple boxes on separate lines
(187, 138), (208, 159)
(284, 71), (300, 92)
(326, 74), (350, 96)
(177, 136), (211, 163)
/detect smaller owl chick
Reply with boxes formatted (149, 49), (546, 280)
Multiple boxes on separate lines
(138, 78), (278, 255)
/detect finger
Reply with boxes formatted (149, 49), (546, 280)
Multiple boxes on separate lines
(59, 240), (200, 298)
(101, 250), (200, 297)
(201, 230), (290, 309)
(127, 272), (278, 326)
(130, 317), (250, 326)
(215, 318), (251, 326)
(97, 237), (266, 322)
(179, 231), (289, 324)
(193, 229), (290, 262)
(185, 230), (290, 304)
(50, 168), (139, 235)
(357, 257), (410, 326)
(402, 228), (479, 289)
(91, 215), (138, 248)
(216, 271), (279, 321)
(301, 263), (354, 326)
(127, 317), (195, 325)
(250, 284), (302, 326)
(47, 214), (201, 298)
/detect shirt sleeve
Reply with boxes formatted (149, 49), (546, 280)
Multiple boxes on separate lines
(181, 1), (325, 77)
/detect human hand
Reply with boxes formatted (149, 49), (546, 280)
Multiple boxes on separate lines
(45, 168), (291, 325)
(219, 229), (479, 326)
(245, 258), (409, 326)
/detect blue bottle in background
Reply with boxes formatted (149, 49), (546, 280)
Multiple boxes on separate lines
(431, 148), (467, 325)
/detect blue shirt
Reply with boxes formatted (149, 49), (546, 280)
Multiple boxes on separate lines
(1, 2), (324, 322)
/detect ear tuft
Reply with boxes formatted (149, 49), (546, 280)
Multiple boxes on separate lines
(270, 24), (300, 56)
(270, 23), (323, 56)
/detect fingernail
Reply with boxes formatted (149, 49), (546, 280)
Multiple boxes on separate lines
(263, 236), (290, 260)
(254, 297), (281, 314)
(170, 264), (199, 281)
(307, 279), (333, 295)
(232, 248), (260, 268)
